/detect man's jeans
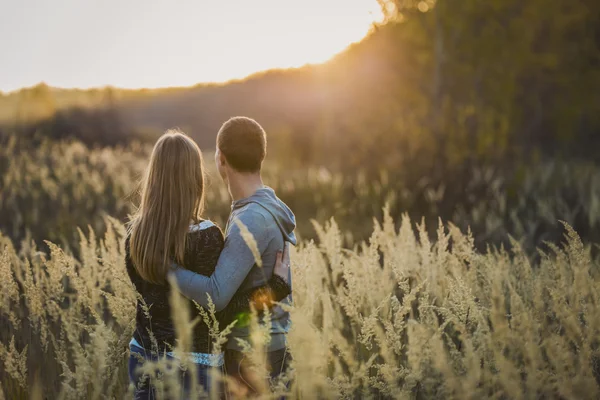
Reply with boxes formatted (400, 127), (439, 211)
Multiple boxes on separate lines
(224, 348), (292, 395)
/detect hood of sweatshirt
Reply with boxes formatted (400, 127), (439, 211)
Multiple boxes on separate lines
(232, 186), (297, 245)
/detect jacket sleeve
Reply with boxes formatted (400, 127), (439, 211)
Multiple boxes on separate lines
(170, 210), (271, 311)
(217, 274), (291, 325)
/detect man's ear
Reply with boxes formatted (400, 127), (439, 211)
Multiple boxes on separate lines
(218, 151), (227, 167)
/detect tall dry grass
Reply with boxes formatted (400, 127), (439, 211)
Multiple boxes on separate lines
(1, 208), (599, 399)
(5, 136), (600, 255)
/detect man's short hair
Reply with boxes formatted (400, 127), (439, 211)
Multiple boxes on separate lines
(217, 116), (267, 172)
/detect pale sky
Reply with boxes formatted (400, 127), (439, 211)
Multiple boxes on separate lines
(0, 0), (381, 92)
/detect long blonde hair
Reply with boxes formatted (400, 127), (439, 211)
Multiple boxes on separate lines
(129, 130), (204, 284)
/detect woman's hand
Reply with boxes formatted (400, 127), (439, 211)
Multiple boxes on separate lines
(274, 242), (291, 283)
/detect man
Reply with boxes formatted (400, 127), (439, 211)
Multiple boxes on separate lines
(170, 116), (296, 393)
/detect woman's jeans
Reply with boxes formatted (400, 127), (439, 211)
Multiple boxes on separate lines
(128, 343), (221, 399)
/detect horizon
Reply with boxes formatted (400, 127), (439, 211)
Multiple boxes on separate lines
(0, 0), (382, 93)
(0, 56), (342, 95)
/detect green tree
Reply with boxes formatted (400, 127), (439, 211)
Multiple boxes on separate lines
(378, 0), (600, 164)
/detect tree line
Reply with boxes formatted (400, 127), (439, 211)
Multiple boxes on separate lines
(2, 0), (599, 173)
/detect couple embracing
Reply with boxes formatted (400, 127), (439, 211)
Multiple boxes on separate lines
(125, 117), (296, 398)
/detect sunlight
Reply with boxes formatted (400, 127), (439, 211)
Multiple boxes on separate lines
(0, 0), (383, 91)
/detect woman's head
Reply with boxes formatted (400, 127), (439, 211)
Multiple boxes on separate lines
(129, 130), (204, 284)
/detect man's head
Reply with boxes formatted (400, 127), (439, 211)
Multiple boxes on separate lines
(215, 116), (267, 182)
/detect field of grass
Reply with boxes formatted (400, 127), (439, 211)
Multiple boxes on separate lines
(4, 136), (600, 253)
(2, 138), (600, 399)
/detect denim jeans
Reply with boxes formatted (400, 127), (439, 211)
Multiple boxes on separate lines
(128, 343), (222, 399)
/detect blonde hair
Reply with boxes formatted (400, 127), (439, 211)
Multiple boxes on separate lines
(129, 130), (204, 284)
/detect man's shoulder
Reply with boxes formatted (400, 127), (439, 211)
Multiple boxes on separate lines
(232, 203), (270, 223)
(228, 204), (273, 238)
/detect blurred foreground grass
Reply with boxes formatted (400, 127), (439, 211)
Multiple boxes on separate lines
(1, 211), (600, 398)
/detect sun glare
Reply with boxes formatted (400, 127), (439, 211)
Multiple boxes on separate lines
(0, 0), (383, 91)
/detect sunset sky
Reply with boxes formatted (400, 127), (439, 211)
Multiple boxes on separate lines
(0, 0), (382, 92)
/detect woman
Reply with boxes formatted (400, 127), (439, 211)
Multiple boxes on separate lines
(125, 130), (291, 399)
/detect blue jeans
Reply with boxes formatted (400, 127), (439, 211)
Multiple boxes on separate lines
(128, 343), (222, 399)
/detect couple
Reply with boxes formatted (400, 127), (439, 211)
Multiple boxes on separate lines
(125, 116), (296, 398)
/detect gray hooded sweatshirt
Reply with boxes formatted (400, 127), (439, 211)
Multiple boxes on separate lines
(171, 187), (296, 352)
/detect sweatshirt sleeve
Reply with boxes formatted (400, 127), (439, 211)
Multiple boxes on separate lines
(170, 210), (270, 311)
(217, 274), (292, 326)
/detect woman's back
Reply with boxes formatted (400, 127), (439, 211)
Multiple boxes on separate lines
(126, 220), (224, 354)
